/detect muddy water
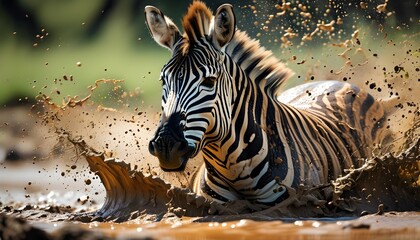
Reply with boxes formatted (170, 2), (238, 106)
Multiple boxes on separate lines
(54, 132), (418, 222)
(32, 214), (420, 240)
(2, 154), (420, 240)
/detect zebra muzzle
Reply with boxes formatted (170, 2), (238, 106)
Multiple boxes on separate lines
(148, 130), (192, 172)
(149, 111), (194, 171)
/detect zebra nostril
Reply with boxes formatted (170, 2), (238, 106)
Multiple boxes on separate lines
(148, 141), (158, 156)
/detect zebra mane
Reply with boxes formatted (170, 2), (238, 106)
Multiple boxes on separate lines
(225, 30), (294, 97)
(180, 1), (294, 96)
(181, 1), (212, 53)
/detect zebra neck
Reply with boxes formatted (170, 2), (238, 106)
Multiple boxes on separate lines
(201, 75), (295, 203)
(204, 65), (292, 183)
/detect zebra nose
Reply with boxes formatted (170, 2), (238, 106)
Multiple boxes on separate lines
(148, 135), (190, 171)
(148, 111), (191, 171)
(148, 136), (188, 156)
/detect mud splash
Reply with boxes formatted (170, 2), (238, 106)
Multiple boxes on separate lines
(52, 128), (420, 223)
(62, 132), (216, 222)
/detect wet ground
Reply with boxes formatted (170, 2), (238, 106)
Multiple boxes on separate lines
(3, 210), (420, 240)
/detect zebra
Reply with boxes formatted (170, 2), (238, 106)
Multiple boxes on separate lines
(144, 1), (389, 205)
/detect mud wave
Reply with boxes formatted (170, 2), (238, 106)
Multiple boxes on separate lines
(62, 132), (229, 222)
(59, 130), (420, 223)
(27, 23), (419, 222)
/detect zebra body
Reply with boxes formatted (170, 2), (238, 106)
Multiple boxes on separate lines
(145, 2), (388, 205)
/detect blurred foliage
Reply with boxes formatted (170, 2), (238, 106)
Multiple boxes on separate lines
(0, 0), (419, 106)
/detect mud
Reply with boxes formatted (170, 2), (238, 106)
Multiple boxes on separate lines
(0, 214), (112, 240)
(2, 101), (419, 240)
(1, 67), (419, 240)
(44, 130), (419, 223)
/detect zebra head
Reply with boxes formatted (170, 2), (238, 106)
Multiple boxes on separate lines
(145, 2), (236, 171)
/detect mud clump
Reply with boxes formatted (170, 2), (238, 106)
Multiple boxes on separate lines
(0, 214), (112, 240)
(0, 214), (51, 240)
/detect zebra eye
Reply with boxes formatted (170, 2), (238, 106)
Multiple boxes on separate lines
(202, 76), (217, 88)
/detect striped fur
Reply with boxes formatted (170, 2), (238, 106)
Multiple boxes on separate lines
(148, 2), (389, 204)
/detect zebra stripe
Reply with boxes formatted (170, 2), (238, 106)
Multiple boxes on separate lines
(147, 2), (390, 205)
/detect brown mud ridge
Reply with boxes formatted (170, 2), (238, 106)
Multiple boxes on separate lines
(56, 131), (420, 223)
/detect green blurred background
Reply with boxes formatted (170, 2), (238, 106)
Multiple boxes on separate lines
(0, 0), (419, 107)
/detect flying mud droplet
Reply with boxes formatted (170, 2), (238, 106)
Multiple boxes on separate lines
(84, 179), (92, 185)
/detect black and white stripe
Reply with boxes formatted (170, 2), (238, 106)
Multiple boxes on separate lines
(147, 2), (389, 205)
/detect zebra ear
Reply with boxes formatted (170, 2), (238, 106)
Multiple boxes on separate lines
(210, 4), (236, 50)
(145, 6), (180, 51)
